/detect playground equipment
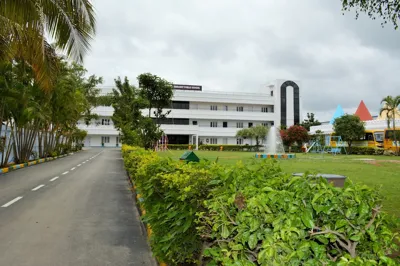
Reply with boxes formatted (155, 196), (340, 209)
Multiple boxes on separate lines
(306, 135), (347, 155)
(155, 133), (168, 151)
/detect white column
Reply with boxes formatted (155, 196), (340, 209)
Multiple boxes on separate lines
(196, 134), (199, 150)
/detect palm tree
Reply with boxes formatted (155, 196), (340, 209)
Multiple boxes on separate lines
(0, 0), (96, 90)
(380, 96), (400, 155)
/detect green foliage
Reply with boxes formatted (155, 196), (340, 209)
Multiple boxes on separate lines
(167, 144), (196, 150)
(380, 96), (400, 155)
(301, 113), (321, 131)
(199, 162), (399, 265)
(0, 59), (95, 165)
(349, 147), (385, 155)
(122, 145), (216, 265)
(0, 0), (96, 90)
(199, 144), (259, 152)
(111, 74), (173, 149)
(341, 0), (400, 29)
(236, 125), (269, 148)
(137, 73), (174, 120)
(333, 115), (366, 154)
(122, 145), (400, 265)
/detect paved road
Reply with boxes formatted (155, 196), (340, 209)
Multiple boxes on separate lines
(0, 148), (155, 266)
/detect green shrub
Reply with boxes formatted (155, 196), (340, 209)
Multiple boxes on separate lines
(199, 163), (400, 265)
(199, 144), (259, 152)
(122, 145), (217, 264)
(348, 147), (384, 155)
(121, 145), (399, 265)
(167, 144), (196, 150)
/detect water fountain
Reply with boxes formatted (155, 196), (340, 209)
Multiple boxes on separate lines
(255, 126), (296, 159)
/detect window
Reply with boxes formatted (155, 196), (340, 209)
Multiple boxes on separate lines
(210, 105), (218, 111)
(171, 101), (189, 109)
(248, 122), (253, 128)
(237, 138), (243, 145)
(101, 119), (110, 125)
(237, 122), (243, 128)
(223, 122), (228, 128)
(156, 118), (189, 125)
(223, 138), (228, 144)
(210, 122), (218, 127)
(270, 90), (274, 96)
(102, 136), (110, 143)
(236, 106), (243, 112)
(262, 122), (269, 127)
(271, 106), (274, 113)
(210, 138), (218, 144)
(192, 121), (198, 125)
(224, 105), (228, 111)
(261, 107), (268, 113)
(271, 121), (274, 126)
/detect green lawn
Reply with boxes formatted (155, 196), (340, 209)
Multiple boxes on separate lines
(159, 150), (400, 217)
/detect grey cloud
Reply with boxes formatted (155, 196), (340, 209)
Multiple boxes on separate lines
(85, 0), (400, 122)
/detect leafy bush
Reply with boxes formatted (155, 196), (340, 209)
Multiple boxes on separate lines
(349, 147), (384, 155)
(122, 145), (399, 265)
(198, 163), (399, 265)
(122, 145), (217, 264)
(167, 144), (196, 150)
(199, 144), (259, 152)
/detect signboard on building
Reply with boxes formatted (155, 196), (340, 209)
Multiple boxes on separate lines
(173, 84), (202, 91)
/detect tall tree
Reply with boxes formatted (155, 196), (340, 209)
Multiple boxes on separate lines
(333, 114), (365, 154)
(111, 74), (174, 149)
(280, 125), (309, 149)
(0, 0), (96, 89)
(301, 112), (321, 131)
(380, 95), (400, 155)
(236, 125), (269, 151)
(137, 73), (173, 122)
(111, 77), (145, 146)
(341, 0), (400, 29)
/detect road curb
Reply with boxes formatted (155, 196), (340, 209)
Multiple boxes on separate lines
(0, 152), (77, 175)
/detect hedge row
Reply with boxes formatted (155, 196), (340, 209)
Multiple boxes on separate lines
(198, 144), (260, 151)
(349, 147), (385, 155)
(122, 145), (399, 265)
(167, 144), (196, 150)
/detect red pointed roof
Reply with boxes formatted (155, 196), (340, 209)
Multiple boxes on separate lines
(355, 100), (373, 121)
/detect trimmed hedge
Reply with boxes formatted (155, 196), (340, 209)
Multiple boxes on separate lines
(199, 144), (260, 152)
(122, 145), (399, 265)
(349, 147), (385, 155)
(167, 144), (196, 150)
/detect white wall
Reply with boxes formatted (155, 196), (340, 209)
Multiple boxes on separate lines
(83, 135), (119, 147)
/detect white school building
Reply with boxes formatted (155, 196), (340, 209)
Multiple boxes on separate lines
(77, 79), (302, 148)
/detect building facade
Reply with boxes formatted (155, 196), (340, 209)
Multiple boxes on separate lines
(77, 79), (302, 148)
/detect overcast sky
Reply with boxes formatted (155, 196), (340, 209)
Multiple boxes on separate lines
(85, 0), (400, 121)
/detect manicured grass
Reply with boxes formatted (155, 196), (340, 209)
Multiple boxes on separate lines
(159, 150), (400, 217)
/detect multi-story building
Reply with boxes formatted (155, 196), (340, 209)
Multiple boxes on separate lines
(77, 79), (302, 148)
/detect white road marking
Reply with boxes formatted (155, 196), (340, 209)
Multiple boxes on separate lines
(2, 196), (23, 207)
(77, 164), (81, 167)
(50, 176), (59, 182)
(62, 171), (69, 175)
(32, 184), (45, 191)
(71, 167), (76, 171)
(82, 162), (86, 164)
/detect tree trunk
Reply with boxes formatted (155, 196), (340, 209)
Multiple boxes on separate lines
(348, 141), (352, 154)
(255, 137), (259, 151)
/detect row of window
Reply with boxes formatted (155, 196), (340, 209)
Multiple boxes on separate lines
(209, 121), (272, 128)
(210, 105), (274, 112)
(202, 138), (244, 145)
(101, 136), (121, 144)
